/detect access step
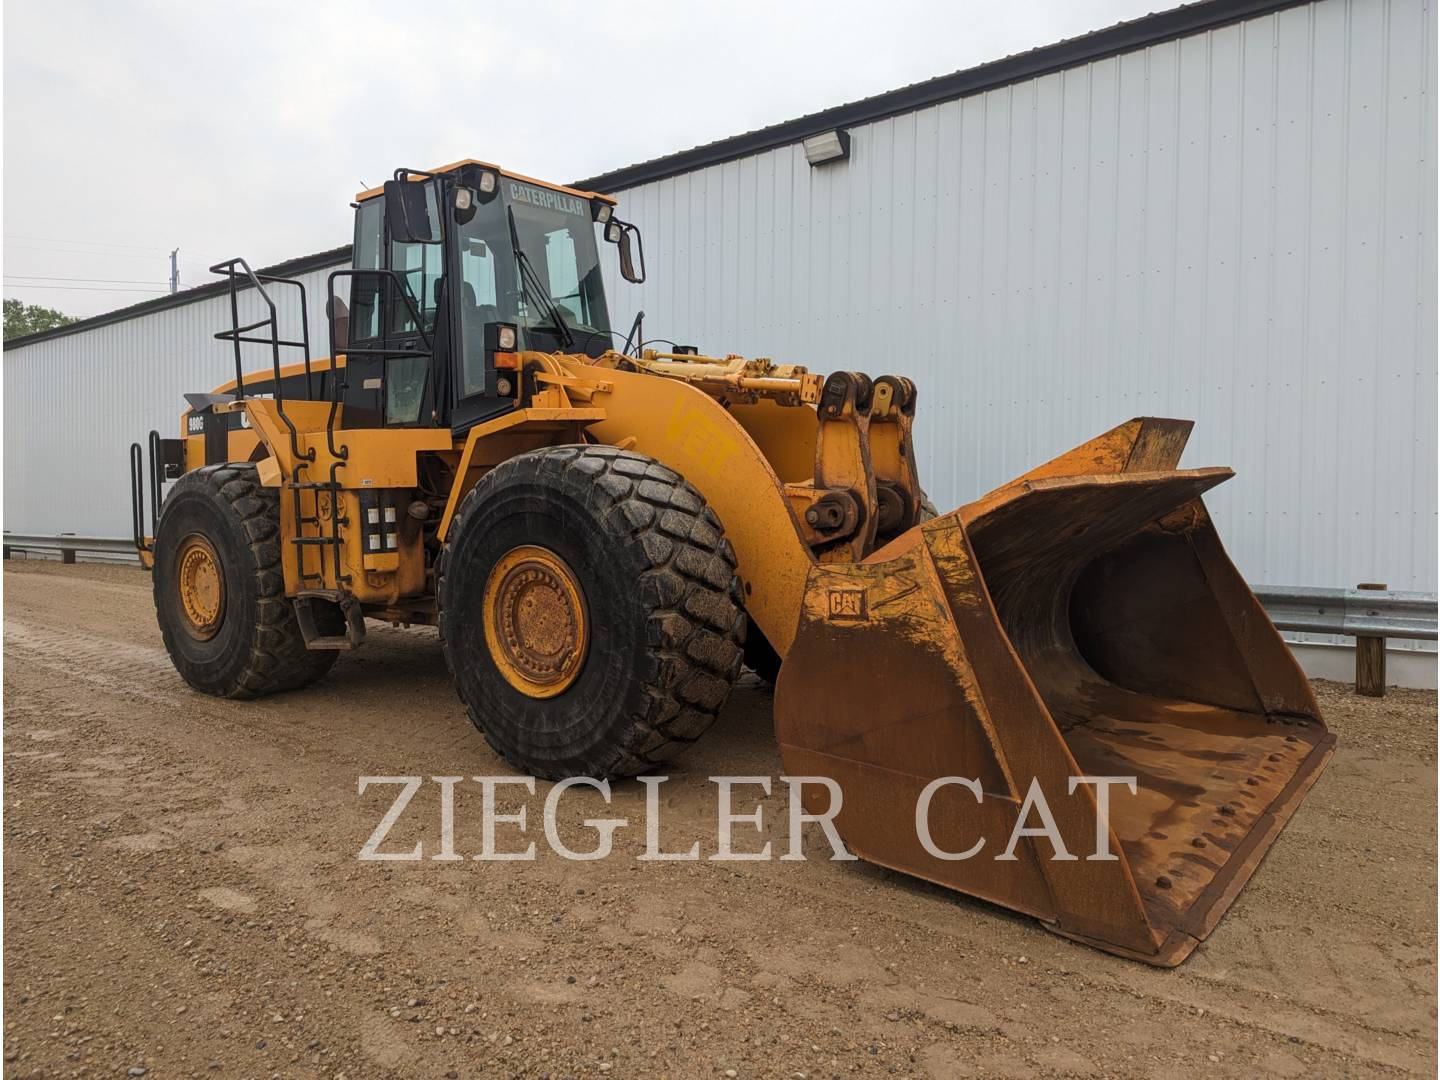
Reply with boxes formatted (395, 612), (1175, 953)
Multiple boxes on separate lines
(294, 589), (366, 650)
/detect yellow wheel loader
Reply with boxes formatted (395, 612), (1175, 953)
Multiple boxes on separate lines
(130, 160), (1332, 965)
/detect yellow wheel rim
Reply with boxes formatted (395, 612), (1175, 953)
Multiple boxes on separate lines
(483, 545), (589, 699)
(176, 533), (225, 640)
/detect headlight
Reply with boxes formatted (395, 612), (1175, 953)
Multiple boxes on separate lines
(592, 200), (614, 224)
(453, 187), (474, 211)
(478, 170), (498, 195)
(497, 325), (517, 350)
(605, 221), (622, 243)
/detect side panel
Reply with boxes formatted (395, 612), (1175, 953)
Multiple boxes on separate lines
(727, 397), (818, 484)
(567, 361), (815, 655)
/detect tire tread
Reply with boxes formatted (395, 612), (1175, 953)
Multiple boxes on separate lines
(438, 446), (744, 778)
(154, 463), (336, 699)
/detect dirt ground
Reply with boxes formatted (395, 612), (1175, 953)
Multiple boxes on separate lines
(2, 560), (1435, 1079)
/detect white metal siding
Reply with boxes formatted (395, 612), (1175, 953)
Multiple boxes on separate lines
(602, 0), (1437, 595)
(3, 265), (345, 538)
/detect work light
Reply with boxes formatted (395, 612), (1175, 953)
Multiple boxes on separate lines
(802, 129), (850, 166)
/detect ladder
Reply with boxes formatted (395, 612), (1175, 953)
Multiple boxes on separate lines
(211, 258), (363, 649)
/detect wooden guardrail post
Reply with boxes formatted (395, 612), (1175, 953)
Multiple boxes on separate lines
(1355, 582), (1388, 697)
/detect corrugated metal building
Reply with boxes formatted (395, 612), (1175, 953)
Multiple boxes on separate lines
(4, 0), (1434, 675)
(5, 250), (351, 537)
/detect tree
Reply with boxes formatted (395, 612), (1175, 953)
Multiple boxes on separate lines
(4, 298), (79, 339)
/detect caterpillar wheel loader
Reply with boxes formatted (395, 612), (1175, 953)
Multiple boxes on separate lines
(129, 160), (1333, 966)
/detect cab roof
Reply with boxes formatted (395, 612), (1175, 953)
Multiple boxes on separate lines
(355, 159), (616, 205)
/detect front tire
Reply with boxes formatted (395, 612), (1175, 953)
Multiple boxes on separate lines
(152, 463), (338, 698)
(438, 446), (746, 779)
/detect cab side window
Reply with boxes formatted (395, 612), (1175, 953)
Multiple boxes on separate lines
(350, 199), (384, 342)
(457, 238), (500, 398)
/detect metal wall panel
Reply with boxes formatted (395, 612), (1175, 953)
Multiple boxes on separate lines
(600, 0), (1436, 596)
(3, 266), (346, 538)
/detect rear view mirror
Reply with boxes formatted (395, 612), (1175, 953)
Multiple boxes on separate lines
(606, 219), (645, 284)
(383, 179), (439, 244)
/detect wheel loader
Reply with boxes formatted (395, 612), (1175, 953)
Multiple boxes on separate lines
(129, 159), (1333, 966)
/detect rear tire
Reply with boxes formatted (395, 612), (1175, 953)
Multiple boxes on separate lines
(438, 446), (746, 779)
(152, 463), (339, 698)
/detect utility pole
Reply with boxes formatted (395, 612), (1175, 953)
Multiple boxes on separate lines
(169, 248), (179, 295)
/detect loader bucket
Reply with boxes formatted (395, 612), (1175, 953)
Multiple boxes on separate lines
(773, 419), (1334, 966)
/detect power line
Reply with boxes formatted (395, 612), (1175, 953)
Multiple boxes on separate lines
(4, 234), (169, 253)
(3, 284), (168, 293)
(5, 275), (168, 285)
(4, 235), (228, 266)
(2, 243), (176, 263)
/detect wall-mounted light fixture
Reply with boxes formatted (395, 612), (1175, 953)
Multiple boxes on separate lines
(803, 129), (850, 166)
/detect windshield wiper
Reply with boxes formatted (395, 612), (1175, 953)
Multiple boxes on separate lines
(507, 207), (575, 350)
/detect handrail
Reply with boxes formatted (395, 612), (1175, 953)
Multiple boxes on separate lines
(209, 257), (315, 468)
(147, 430), (163, 535)
(128, 445), (149, 553)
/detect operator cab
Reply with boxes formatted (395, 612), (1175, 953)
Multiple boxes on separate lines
(338, 161), (643, 434)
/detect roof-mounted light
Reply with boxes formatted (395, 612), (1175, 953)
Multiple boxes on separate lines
(592, 200), (614, 224)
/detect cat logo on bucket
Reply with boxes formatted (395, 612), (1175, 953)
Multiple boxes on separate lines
(826, 587), (867, 621)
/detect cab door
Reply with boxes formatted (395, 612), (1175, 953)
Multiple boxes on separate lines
(344, 189), (446, 429)
(448, 229), (518, 434)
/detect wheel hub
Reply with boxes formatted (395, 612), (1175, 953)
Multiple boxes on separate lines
(483, 545), (589, 698)
(176, 533), (225, 640)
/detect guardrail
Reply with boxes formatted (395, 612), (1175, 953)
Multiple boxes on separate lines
(1253, 585), (1438, 641)
(4, 535), (1435, 693)
(2, 533), (139, 563)
(1252, 583), (1437, 697)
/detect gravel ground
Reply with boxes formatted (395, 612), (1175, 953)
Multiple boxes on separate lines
(3, 560), (1436, 1078)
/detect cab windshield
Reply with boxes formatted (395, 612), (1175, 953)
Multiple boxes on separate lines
(454, 179), (611, 376)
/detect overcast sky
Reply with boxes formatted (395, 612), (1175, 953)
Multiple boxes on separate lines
(5, 0), (1161, 319)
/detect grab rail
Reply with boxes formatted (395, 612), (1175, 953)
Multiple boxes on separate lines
(210, 257), (314, 468)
